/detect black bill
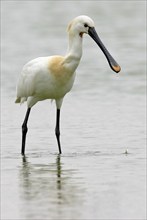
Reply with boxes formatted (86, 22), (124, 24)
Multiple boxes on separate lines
(88, 27), (121, 73)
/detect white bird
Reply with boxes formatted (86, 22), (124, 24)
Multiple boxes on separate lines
(15, 15), (121, 155)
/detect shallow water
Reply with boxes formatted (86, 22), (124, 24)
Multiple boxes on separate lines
(1, 1), (146, 220)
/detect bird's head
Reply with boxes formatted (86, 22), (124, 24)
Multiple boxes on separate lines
(67, 15), (121, 73)
(67, 15), (95, 37)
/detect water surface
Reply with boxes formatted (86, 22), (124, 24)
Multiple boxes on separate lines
(1, 1), (146, 220)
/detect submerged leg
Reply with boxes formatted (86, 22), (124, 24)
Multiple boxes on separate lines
(55, 109), (62, 154)
(21, 108), (31, 155)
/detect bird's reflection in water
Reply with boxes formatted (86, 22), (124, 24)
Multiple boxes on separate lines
(19, 154), (83, 219)
(20, 154), (63, 199)
(56, 155), (62, 190)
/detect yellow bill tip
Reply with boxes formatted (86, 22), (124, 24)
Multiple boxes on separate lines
(112, 65), (121, 73)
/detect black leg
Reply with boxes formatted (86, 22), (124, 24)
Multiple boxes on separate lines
(21, 108), (31, 155)
(55, 109), (62, 154)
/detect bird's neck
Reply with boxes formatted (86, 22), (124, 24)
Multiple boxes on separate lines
(64, 33), (83, 72)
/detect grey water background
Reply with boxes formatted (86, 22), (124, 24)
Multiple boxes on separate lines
(1, 1), (146, 220)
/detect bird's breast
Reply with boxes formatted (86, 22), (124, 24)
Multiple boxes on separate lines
(41, 56), (76, 98)
(48, 56), (73, 81)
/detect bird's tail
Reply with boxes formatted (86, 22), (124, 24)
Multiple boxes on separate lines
(15, 97), (21, 103)
(15, 97), (27, 104)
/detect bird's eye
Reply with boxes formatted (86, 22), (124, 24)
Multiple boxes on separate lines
(84, 23), (88, 28)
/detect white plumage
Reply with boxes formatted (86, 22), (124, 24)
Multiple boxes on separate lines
(15, 56), (76, 108)
(15, 15), (120, 155)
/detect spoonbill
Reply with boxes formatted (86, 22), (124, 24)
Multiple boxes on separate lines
(15, 15), (121, 155)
